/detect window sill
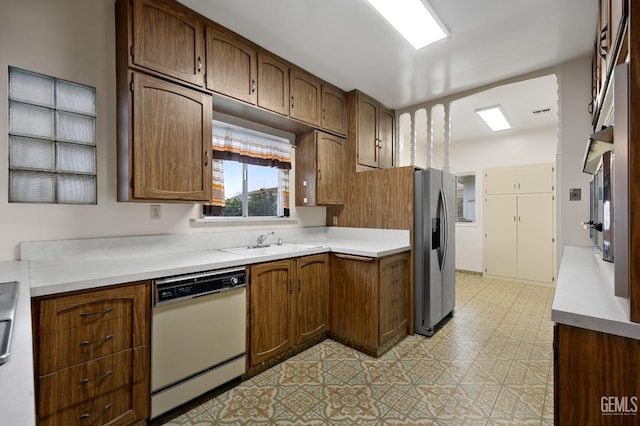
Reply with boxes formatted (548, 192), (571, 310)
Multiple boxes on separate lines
(190, 217), (299, 227)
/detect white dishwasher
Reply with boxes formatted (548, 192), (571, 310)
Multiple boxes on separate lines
(151, 267), (247, 419)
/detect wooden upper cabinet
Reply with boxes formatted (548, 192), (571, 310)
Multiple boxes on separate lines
(321, 84), (347, 136)
(357, 92), (379, 168)
(349, 90), (396, 170)
(131, 0), (205, 87)
(378, 105), (394, 169)
(258, 51), (289, 116)
(131, 72), (212, 201)
(290, 67), (322, 127)
(206, 25), (258, 104)
(295, 130), (345, 206)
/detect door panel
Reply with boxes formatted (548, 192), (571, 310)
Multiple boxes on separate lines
(257, 51), (289, 115)
(296, 255), (329, 344)
(484, 195), (518, 278)
(517, 163), (554, 194)
(378, 106), (394, 168)
(485, 168), (517, 195)
(317, 133), (345, 205)
(249, 260), (293, 366)
(357, 95), (378, 168)
(518, 194), (554, 282)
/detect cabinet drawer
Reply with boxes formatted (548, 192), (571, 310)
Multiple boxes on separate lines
(40, 316), (134, 374)
(38, 348), (145, 417)
(38, 385), (134, 426)
(42, 298), (134, 333)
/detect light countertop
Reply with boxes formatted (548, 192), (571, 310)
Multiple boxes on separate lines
(0, 261), (36, 426)
(5, 226), (410, 424)
(24, 227), (411, 297)
(552, 245), (640, 340)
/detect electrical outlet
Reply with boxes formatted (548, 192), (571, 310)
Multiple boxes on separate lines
(150, 204), (161, 220)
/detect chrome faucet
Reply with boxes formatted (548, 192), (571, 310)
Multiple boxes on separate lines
(256, 231), (274, 247)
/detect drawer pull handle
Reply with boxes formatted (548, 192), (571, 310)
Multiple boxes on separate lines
(79, 403), (112, 420)
(80, 370), (113, 384)
(80, 307), (113, 317)
(103, 403), (113, 411)
(80, 335), (113, 346)
(79, 413), (92, 419)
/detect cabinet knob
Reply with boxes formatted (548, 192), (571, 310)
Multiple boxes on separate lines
(252, 79), (256, 93)
(291, 96), (294, 109)
(197, 56), (202, 73)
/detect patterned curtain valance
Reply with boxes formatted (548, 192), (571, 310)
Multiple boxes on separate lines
(212, 120), (291, 169)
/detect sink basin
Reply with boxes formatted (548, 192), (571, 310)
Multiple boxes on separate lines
(220, 243), (322, 257)
(0, 281), (18, 365)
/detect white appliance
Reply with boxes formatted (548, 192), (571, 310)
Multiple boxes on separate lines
(151, 267), (247, 419)
(414, 168), (456, 336)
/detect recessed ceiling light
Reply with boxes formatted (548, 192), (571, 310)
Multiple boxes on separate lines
(364, 0), (448, 50)
(475, 105), (512, 132)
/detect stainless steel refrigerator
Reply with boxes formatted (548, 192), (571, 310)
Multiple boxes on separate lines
(414, 168), (456, 337)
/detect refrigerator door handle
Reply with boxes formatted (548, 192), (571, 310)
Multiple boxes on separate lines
(440, 187), (449, 272)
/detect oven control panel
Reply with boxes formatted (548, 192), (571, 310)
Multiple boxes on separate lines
(154, 267), (247, 306)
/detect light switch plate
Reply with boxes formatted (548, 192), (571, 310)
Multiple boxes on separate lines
(569, 188), (581, 201)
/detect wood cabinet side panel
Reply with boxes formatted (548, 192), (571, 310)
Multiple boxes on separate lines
(556, 324), (640, 425)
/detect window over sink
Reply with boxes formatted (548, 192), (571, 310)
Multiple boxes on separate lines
(203, 120), (291, 218)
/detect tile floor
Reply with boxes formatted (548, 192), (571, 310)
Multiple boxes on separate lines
(162, 273), (555, 425)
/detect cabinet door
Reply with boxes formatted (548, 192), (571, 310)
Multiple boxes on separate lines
(132, 0), (205, 87)
(330, 254), (378, 350)
(295, 254), (329, 344)
(317, 133), (345, 205)
(257, 51), (289, 115)
(378, 106), (395, 169)
(484, 168), (518, 195)
(517, 194), (554, 283)
(249, 260), (294, 366)
(290, 67), (321, 126)
(517, 163), (554, 194)
(131, 72), (212, 201)
(206, 26), (257, 104)
(321, 85), (347, 136)
(357, 93), (379, 168)
(484, 195), (518, 278)
(379, 253), (409, 345)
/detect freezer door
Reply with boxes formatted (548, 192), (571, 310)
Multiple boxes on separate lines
(441, 171), (456, 317)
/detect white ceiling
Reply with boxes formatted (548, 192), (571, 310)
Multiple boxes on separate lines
(179, 0), (597, 139)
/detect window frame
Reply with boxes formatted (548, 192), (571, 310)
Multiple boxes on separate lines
(455, 172), (476, 224)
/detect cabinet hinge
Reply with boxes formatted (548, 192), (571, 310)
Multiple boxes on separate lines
(130, 45), (134, 60)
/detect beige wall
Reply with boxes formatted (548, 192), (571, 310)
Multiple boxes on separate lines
(0, 0), (324, 261)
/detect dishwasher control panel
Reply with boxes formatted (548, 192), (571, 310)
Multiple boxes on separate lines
(154, 267), (247, 306)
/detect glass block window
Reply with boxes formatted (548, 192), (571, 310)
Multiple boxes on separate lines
(8, 67), (97, 204)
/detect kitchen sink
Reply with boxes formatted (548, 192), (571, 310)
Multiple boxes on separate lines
(0, 281), (18, 365)
(220, 242), (322, 257)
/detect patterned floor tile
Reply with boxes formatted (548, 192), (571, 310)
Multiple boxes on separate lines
(161, 273), (556, 425)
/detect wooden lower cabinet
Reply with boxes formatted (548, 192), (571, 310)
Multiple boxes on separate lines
(330, 251), (410, 356)
(32, 281), (150, 426)
(249, 254), (329, 367)
(555, 324), (640, 425)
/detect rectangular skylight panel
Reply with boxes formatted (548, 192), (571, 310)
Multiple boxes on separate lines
(365, 0), (447, 50)
(476, 106), (512, 132)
